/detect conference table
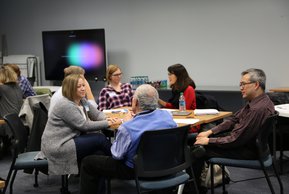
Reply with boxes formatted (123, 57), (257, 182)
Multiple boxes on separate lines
(0, 179), (4, 190)
(105, 108), (232, 130)
(269, 87), (289, 93)
(0, 109), (232, 129)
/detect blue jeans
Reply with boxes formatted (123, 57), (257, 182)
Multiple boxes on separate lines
(74, 133), (112, 163)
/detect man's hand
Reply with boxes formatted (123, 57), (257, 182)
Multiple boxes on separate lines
(195, 136), (209, 145)
(197, 130), (213, 138)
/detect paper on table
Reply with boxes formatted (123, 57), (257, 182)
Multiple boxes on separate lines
(194, 109), (219, 115)
(102, 109), (128, 113)
(275, 104), (289, 118)
(173, 118), (200, 125)
(275, 104), (289, 110)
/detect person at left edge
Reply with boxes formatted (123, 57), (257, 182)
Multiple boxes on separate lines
(0, 65), (23, 137)
(3, 63), (36, 98)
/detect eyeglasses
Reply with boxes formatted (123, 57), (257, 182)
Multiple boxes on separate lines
(112, 73), (122, 77)
(239, 82), (255, 87)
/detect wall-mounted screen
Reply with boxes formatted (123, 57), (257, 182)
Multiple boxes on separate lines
(42, 28), (106, 81)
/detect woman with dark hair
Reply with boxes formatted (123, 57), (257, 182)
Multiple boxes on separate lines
(159, 63), (196, 110)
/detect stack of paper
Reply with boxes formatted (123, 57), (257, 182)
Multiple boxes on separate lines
(194, 109), (219, 115)
(275, 104), (289, 117)
(173, 118), (200, 125)
(103, 109), (128, 114)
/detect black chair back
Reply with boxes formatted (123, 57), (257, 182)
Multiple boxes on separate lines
(256, 112), (278, 160)
(196, 91), (225, 111)
(134, 125), (190, 178)
(39, 101), (48, 114)
(27, 102), (48, 151)
(4, 113), (29, 155)
(3, 113), (49, 194)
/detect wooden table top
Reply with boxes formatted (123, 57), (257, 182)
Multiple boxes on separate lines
(105, 108), (232, 129)
(0, 109), (232, 129)
(0, 180), (5, 189)
(269, 87), (289, 92)
(192, 111), (232, 125)
(0, 119), (5, 125)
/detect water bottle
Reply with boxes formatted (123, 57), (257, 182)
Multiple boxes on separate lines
(179, 92), (186, 112)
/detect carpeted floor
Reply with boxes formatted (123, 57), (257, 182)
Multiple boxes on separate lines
(0, 152), (288, 194)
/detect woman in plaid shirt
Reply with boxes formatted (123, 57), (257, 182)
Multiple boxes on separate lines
(98, 64), (134, 111)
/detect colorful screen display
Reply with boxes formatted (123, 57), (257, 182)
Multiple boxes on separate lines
(42, 29), (106, 80)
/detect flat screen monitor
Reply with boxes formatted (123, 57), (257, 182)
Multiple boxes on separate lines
(42, 28), (106, 81)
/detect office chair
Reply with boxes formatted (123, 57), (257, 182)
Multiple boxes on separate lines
(25, 102), (70, 194)
(276, 116), (289, 174)
(3, 113), (48, 194)
(20, 102), (49, 184)
(267, 92), (289, 173)
(207, 113), (283, 194)
(27, 102), (48, 152)
(107, 125), (199, 194)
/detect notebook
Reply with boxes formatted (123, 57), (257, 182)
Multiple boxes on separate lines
(171, 111), (192, 116)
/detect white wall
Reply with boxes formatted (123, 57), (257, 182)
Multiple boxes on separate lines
(0, 0), (289, 90)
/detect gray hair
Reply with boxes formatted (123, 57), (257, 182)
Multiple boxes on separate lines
(241, 68), (266, 90)
(134, 84), (159, 110)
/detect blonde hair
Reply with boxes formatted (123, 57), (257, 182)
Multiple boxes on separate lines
(3, 63), (21, 77)
(0, 66), (18, 84)
(106, 64), (120, 83)
(64, 66), (85, 77)
(62, 74), (84, 101)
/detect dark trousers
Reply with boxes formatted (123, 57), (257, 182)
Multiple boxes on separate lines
(190, 131), (258, 189)
(74, 133), (112, 163)
(192, 145), (258, 188)
(80, 155), (135, 194)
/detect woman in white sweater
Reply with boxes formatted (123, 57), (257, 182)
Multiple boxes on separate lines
(40, 74), (121, 175)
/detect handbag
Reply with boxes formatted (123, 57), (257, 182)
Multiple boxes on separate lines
(200, 163), (230, 188)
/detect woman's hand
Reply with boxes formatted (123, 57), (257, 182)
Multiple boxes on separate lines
(107, 117), (122, 127)
(122, 110), (134, 122)
(158, 99), (166, 107)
